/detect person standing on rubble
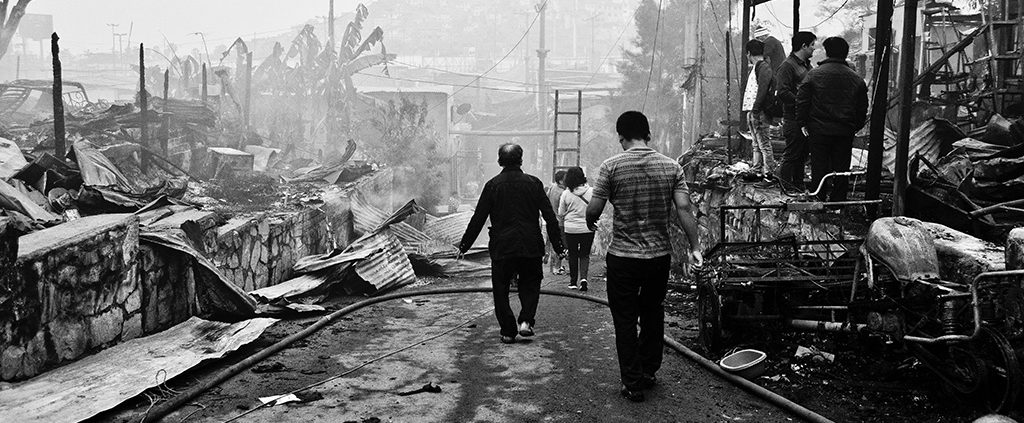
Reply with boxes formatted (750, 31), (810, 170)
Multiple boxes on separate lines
(545, 170), (568, 276)
(557, 166), (594, 291)
(585, 111), (703, 403)
(459, 143), (566, 345)
(774, 31), (817, 189)
(742, 39), (777, 177)
(796, 36), (869, 202)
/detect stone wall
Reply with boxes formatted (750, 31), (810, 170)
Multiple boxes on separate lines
(2, 215), (141, 381)
(1, 167), (396, 381)
(212, 208), (329, 292)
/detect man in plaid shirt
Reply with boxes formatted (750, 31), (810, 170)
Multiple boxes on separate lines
(586, 111), (703, 402)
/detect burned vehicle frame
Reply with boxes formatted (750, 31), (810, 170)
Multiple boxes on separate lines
(0, 79), (90, 125)
(696, 195), (1024, 413)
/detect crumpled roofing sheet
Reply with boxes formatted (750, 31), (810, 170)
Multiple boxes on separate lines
(0, 317), (277, 423)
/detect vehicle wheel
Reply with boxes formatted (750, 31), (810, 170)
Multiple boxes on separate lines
(975, 327), (1022, 413)
(697, 283), (725, 354)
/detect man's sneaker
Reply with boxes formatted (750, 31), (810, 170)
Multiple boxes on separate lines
(500, 335), (516, 344)
(567, 283), (579, 289)
(620, 386), (645, 402)
(639, 375), (657, 390)
(518, 322), (534, 337)
(579, 279), (588, 292)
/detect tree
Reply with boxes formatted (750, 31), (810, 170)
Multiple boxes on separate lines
(620, 0), (745, 155)
(617, 0), (693, 156)
(369, 98), (448, 210)
(0, 0), (31, 62)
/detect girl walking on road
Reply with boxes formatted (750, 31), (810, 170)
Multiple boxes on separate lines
(558, 167), (595, 291)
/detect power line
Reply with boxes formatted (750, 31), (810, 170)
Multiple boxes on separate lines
(423, 0), (551, 113)
(357, 71), (541, 94)
(764, 0), (851, 30)
(390, 59), (535, 87)
(642, 0), (665, 113)
(807, 0), (851, 28)
(584, 4), (643, 89)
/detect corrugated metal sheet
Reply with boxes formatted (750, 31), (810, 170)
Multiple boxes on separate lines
(350, 193), (456, 256)
(351, 228), (417, 292)
(351, 194), (431, 244)
(880, 118), (965, 174)
(423, 211), (473, 244)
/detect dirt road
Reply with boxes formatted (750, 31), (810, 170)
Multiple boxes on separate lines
(102, 268), (795, 422)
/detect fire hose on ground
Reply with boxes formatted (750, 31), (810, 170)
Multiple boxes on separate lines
(138, 287), (835, 423)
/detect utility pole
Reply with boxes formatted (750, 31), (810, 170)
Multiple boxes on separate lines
(585, 13), (599, 71)
(244, 52), (253, 133)
(329, 0), (336, 45)
(726, 29), (733, 165)
(537, 1), (549, 130)
(52, 33), (66, 160)
(107, 23), (119, 68)
(865, 0), (894, 215)
(114, 33), (127, 65)
(894, 0), (919, 216)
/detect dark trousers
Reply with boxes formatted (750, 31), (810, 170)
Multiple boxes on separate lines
(491, 257), (543, 337)
(778, 118), (809, 189)
(808, 133), (854, 202)
(565, 232), (595, 284)
(606, 253), (671, 390)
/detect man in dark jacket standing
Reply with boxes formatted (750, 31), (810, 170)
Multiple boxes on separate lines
(796, 37), (868, 202)
(459, 143), (565, 344)
(774, 31), (816, 189)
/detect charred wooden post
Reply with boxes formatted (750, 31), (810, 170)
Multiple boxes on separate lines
(793, 0), (800, 36)
(139, 43), (149, 169)
(894, 0), (919, 215)
(866, 0), (895, 216)
(51, 33), (66, 160)
(201, 63), (208, 104)
(161, 69), (170, 156)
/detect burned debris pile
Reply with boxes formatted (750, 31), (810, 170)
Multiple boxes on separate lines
(907, 115), (1024, 242)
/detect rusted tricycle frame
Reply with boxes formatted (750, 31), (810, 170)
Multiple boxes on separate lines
(697, 199), (1024, 412)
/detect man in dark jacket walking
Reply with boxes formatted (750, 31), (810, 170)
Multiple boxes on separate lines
(459, 143), (565, 344)
(774, 31), (816, 189)
(796, 37), (868, 202)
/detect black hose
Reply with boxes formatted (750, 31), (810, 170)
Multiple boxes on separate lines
(140, 287), (833, 423)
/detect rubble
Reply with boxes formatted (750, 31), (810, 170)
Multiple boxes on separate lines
(908, 115), (1024, 242)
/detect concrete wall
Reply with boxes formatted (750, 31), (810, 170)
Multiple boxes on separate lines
(2, 215), (141, 381)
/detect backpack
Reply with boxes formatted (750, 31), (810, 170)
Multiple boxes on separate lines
(759, 60), (784, 119)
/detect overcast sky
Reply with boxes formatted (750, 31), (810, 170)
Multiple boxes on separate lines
(25, 0), (363, 54)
